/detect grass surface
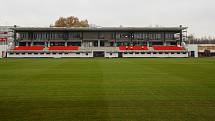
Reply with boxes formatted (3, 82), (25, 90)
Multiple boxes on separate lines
(0, 58), (215, 121)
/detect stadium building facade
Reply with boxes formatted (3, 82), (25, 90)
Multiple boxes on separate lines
(0, 26), (14, 58)
(7, 26), (189, 58)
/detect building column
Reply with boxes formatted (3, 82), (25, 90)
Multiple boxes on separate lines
(45, 42), (47, 47)
(147, 41), (150, 47)
(31, 42), (33, 46)
(98, 40), (101, 47)
(81, 40), (84, 47)
(48, 42), (50, 47)
(164, 32), (166, 46)
(13, 29), (17, 46)
(65, 42), (67, 46)
(180, 30), (183, 46)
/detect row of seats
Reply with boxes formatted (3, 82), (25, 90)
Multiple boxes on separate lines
(14, 45), (184, 51)
(153, 46), (184, 50)
(14, 46), (79, 51)
(119, 46), (149, 50)
(119, 46), (184, 50)
(14, 46), (45, 50)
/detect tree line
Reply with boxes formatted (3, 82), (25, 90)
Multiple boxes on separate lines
(187, 34), (215, 44)
(54, 16), (89, 27)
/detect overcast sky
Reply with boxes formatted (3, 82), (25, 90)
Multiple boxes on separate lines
(0, 0), (214, 37)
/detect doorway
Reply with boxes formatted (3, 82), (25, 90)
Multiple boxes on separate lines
(190, 51), (195, 57)
(118, 52), (123, 58)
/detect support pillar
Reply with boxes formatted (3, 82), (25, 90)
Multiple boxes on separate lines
(180, 31), (183, 46)
(147, 41), (150, 47)
(45, 42), (48, 47)
(164, 32), (166, 46)
(81, 40), (84, 47)
(48, 42), (50, 47)
(98, 40), (101, 47)
(180, 25), (183, 46)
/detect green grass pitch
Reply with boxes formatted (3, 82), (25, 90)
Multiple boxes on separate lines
(0, 58), (215, 121)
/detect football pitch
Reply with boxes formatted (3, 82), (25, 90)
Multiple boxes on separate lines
(0, 58), (215, 121)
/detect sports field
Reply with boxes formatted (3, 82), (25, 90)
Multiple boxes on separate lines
(0, 58), (215, 121)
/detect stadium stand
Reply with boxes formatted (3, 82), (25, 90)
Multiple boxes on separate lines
(14, 46), (44, 50)
(119, 46), (149, 50)
(153, 46), (184, 50)
(7, 27), (189, 58)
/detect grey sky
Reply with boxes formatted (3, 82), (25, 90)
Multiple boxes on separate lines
(1, 0), (215, 37)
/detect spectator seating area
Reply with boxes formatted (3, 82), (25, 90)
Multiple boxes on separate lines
(9, 45), (188, 58)
(14, 46), (44, 50)
(13, 46), (80, 51)
(153, 46), (184, 50)
(119, 46), (149, 50)
(13, 46), (184, 51)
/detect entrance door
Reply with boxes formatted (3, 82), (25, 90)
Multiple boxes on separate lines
(93, 51), (105, 57)
(118, 52), (123, 58)
(191, 51), (195, 57)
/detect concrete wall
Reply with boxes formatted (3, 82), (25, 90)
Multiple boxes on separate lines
(123, 52), (188, 58)
(186, 44), (198, 57)
(7, 52), (93, 58)
(105, 52), (118, 58)
(0, 45), (8, 58)
(7, 51), (189, 58)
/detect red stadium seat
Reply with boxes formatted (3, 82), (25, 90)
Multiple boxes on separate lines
(119, 46), (127, 50)
(153, 46), (184, 50)
(14, 46), (44, 50)
(132, 46), (148, 50)
(119, 46), (148, 50)
(48, 46), (79, 50)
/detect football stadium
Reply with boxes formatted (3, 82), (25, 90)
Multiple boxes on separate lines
(1, 0), (215, 120)
(0, 25), (215, 121)
(6, 26), (189, 58)
(0, 24), (215, 121)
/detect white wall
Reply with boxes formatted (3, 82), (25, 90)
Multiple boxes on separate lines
(7, 52), (93, 58)
(105, 52), (118, 58)
(122, 52), (188, 58)
(186, 44), (198, 57)
(7, 51), (189, 58)
(0, 45), (8, 58)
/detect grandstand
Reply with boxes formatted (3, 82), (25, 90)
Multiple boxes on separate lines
(7, 26), (188, 58)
